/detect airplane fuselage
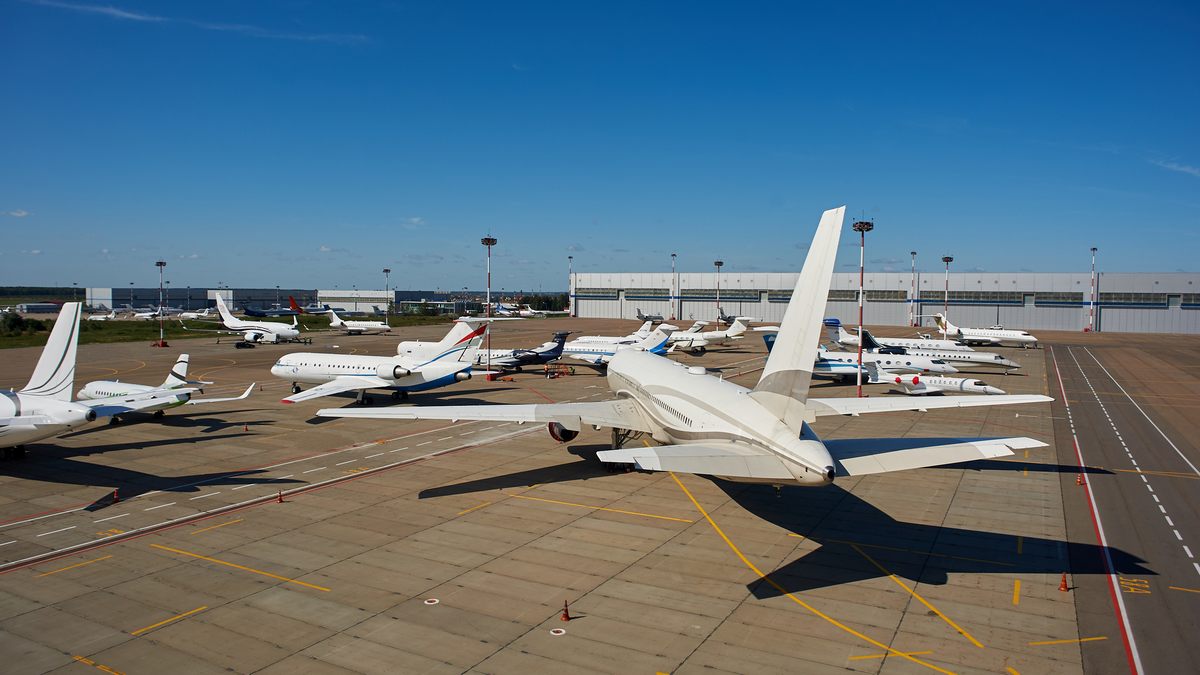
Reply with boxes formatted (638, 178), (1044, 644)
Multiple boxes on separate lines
(0, 391), (97, 448)
(271, 353), (470, 392)
(76, 381), (191, 412)
(604, 351), (833, 486)
(820, 350), (958, 374)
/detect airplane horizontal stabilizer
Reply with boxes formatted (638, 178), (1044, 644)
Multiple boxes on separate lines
(807, 394), (1050, 417)
(597, 443), (796, 480)
(187, 384), (255, 405)
(282, 376), (392, 403)
(825, 436), (1046, 476)
(317, 399), (652, 432)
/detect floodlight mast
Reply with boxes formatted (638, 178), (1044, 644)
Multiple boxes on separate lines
(910, 251), (918, 326)
(713, 260), (724, 324)
(154, 260), (167, 347)
(941, 255), (954, 337)
(482, 236), (498, 375)
(1088, 247), (1098, 332)
(852, 220), (874, 398)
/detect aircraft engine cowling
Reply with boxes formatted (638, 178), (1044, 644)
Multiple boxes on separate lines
(454, 371), (472, 382)
(547, 422), (578, 443)
(375, 364), (411, 380)
(244, 331), (265, 343)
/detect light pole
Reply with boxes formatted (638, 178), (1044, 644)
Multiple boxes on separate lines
(852, 220), (874, 398)
(941, 255), (954, 336)
(154, 260), (167, 347)
(713, 260), (724, 324)
(129, 282), (134, 311)
(566, 255), (574, 316)
(72, 282), (77, 303)
(275, 285), (280, 308)
(383, 268), (392, 325)
(186, 286), (191, 311)
(1088, 247), (1098, 332)
(482, 236), (498, 376)
(670, 253), (677, 320)
(909, 251), (918, 326)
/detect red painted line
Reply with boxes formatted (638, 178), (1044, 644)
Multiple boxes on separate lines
(1051, 346), (1140, 675)
(519, 384), (556, 404)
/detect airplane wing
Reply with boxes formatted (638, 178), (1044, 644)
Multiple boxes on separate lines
(317, 399), (653, 433)
(824, 436), (1046, 476)
(806, 394), (1049, 417)
(0, 415), (54, 426)
(186, 384), (255, 405)
(597, 443), (795, 480)
(282, 376), (392, 404)
(82, 391), (194, 417)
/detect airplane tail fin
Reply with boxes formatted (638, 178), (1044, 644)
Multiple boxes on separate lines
(727, 318), (750, 336)
(288, 296), (303, 313)
(749, 207), (845, 433)
(633, 324), (676, 355)
(20, 302), (81, 401)
(430, 320), (489, 361)
(326, 308), (343, 326)
(161, 354), (190, 388)
(214, 295), (237, 325)
(635, 320), (652, 335)
(836, 325), (856, 345)
(636, 309), (645, 320)
(934, 312), (958, 335)
(859, 328), (884, 351)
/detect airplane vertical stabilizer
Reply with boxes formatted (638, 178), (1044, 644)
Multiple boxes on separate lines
(749, 207), (845, 432)
(161, 354), (190, 388)
(20, 302), (81, 400)
(214, 294), (238, 325)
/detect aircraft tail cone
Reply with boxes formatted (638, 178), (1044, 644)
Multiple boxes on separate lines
(1059, 573), (1069, 592)
(560, 601), (571, 622)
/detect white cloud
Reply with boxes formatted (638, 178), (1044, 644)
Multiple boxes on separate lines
(7, 209), (29, 217)
(1152, 159), (1200, 178)
(319, 245), (332, 253)
(566, 243), (585, 252)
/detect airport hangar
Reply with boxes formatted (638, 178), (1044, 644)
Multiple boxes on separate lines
(84, 288), (471, 315)
(569, 271), (1200, 334)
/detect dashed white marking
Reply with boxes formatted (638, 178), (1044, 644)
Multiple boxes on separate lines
(1194, 562), (1200, 576)
(1174, 530), (1183, 541)
(278, 474), (294, 479)
(1184, 546), (1194, 559)
(459, 432), (475, 436)
(94, 513), (129, 523)
(437, 437), (453, 441)
(0, 541), (15, 547)
(335, 459), (356, 466)
(37, 526), (76, 537)
(1159, 505), (1167, 514)
(145, 502), (175, 510)
(231, 484), (257, 491)
(1152, 494), (1160, 503)
(417, 441), (432, 447)
(190, 492), (219, 500)
(302, 467), (325, 474)
(1166, 516), (1175, 527)
(365, 452), (384, 459)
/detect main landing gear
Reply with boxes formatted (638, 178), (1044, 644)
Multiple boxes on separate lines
(356, 390), (374, 406)
(602, 428), (644, 472)
(391, 391), (408, 401)
(291, 383), (302, 394)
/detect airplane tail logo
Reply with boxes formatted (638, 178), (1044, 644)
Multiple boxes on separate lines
(288, 296), (304, 313)
(161, 354), (190, 388)
(426, 320), (489, 364)
(20, 302), (81, 401)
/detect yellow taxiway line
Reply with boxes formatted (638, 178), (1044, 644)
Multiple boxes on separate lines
(849, 650), (933, 661)
(189, 518), (243, 535)
(131, 605), (208, 636)
(1029, 636), (1107, 646)
(150, 544), (330, 591)
(73, 655), (125, 675)
(669, 473), (952, 675)
(508, 493), (694, 523)
(457, 501), (493, 516)
(37, 555), (113, 578)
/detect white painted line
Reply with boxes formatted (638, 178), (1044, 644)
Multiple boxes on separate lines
(1159, 505), (1167, 513)
(1141, 475), (1149, 483)
(1147, 485), (1154, 493)
(1184, 546), (1194, 559)
(335, 459), (356, 466)
(0, 541), (16, 547)
(37, 526), (76, 537)
(459, 432), (475, 436)
(365, 452), (384, 458)
(1174, 530), (1183, 541)
(1166, 516), (1174, 526)
(417, 441), (432, 447)
(302, 467), (325, 474)
(278, 474), (294, 479)
(437, 437), (453, 441)
(189, 492), (220, 500)
(0, 507), (88, 531)
(230, 484), (257, 491)
(145, 502), (175, 510)
(94, 513), (130, 523)
(1194, 562), (1200, 576)
(1152, 494), (1160, 503)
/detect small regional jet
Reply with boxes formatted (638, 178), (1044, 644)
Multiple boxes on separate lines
(933, 313), (1039, 347)
(288, 297), (333, 314)
(271, 320), (488, 404)
(636, 308), (664, 322)
(832, 320), (973, 352)
(667, 318), (753, 355)
(474, 331), (569, 371)
(318, 206), (1050, 484)
(77, 353), (254, 422)
(86, 310), (117, 321)
(178, 307), (212, 320)
(571, 321), (654, 345)
(325, 308), (391, 335)
(847, 327), (1021, 372)
(561, 326), (675, 366)
(182, 295), (301, 343)
(864, 363), (1005, 395)
(244, 304), (299, 317)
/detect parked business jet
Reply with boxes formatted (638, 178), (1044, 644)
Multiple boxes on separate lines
(326, 308), (391, 335)
(244, 304), (299, 318)
(818, 347), (959, 375)
(320, 206), (1050, 485)
(288, 297), (333, 314)
(272, 320), (488, 404)
(933, 313), (1039, 347)
(571, 321), (654, 345)
(851, 328), (1021, 372)
(864, 363), (1005, 395)
(833, 322), (972, 352)
(667, 318), (753, 355)
(77, 354), (254, 422)
(183, 295), (301, 343)
(178, 307), (212, 320)
(474, 332), (569, 371)
(561, 326), (675, 366)
(636, 308), (665, 322)
(86, 310), (117, 321)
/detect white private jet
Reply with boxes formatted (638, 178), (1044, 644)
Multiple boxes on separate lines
(86, 310), (117, 321)
(319, 206), (1050, 485)
(473, 332), (569, 371)
(864, 363), (1005, 396)
(178, 307), (212, 320)
(272, 320), (489, 404)
(326, 308), (391, 335)
(77, 353), (254, 422)
(848, 327), (1022, 372)
(561, 327), (675, 366)
(817, 347), (959, 375)
(572, 321), (655, 345)
(933, 313), (1039, 347)
(834, 322), (973, 352)
(668, 318), (753, 355)
(182, 295), (301, 343)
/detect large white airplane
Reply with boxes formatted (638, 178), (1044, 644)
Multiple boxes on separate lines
(319, 206), (1050, 485)
(834, 323), (973, 352)
(846, 327), (1022, 372)
(561, 326), (676, 366)
(182, 295), (301, 343)
(77, 353), (254, 422)
(271, 320), (488, 404)
(933, 313), (1039, 347)
(326, 308), (391, 335)
(667, 318), (753, 355)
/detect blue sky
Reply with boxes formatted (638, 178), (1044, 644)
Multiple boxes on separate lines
(2, 1), (1198, 292)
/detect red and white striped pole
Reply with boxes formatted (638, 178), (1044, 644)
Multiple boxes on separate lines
(1087, 247), (1098, 332)
(852, 220), (874, 398)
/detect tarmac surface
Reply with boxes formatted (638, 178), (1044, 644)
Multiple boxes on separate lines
(0, 318), (1193, 674)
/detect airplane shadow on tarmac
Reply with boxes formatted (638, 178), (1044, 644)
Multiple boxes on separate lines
(415, 445), (1152, 595)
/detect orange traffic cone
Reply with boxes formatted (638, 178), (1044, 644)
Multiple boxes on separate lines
(560, 601), (571, 622)
(1076, 474), (1084, 486)
(243, 423), (248, 432)
(276, 491), (284, 503)
(1059, 573), (1069, 592)
(112, 488), (120, 503)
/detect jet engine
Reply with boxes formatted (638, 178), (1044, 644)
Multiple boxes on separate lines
(375, 364), (411, 380)
(547, 421), (578, 443)
(244, 331), (265, 343)
(454, 371), (472, 382)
